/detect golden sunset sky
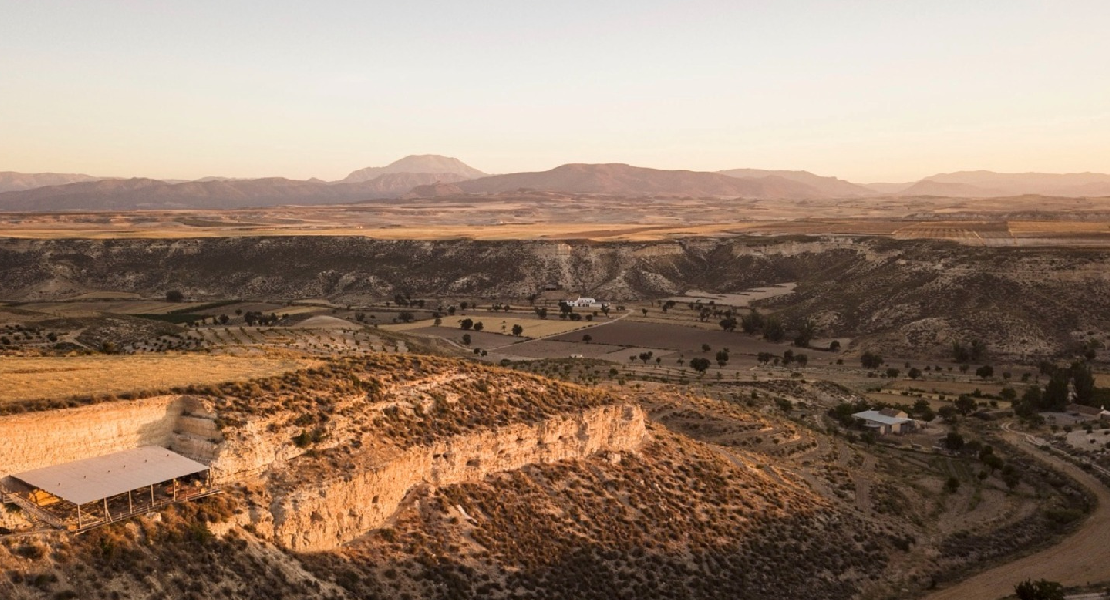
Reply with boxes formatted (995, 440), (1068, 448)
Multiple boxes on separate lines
(2, 1), (1107, 182)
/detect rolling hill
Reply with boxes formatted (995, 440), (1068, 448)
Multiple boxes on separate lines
(718, 168), (875, 197)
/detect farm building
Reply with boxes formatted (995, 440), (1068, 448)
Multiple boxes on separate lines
(0, 446), (217, 532)
(1066, 403), (1109, 420)
(568, 297), (606, 309)
(853, 409), (915, 435)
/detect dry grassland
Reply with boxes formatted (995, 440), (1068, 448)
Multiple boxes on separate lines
(0, 222), (761, 241)
(0, 354), (313, 403)
(14, 300), (195, 316)
(385, 317), (607, 339)
(4, 215), (1110, 246)
(490, 318), (603, 338)
(378, 320), (439, 332)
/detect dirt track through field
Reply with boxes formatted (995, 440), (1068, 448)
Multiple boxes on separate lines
(924, 430), (1110, 600)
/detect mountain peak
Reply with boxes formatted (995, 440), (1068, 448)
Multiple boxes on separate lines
(342, 155), (485, 183)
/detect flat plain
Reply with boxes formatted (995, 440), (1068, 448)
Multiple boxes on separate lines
(1, 192), (1108, 245)
(0, 354), (312, 403)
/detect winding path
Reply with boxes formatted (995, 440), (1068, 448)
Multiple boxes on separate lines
(924, 426), (1110, 600)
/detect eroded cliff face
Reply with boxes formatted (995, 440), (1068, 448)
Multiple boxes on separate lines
(4, 236), (1108, 355)
(260, 404), (647, 552)
(0, 395), (219, 477)
(0, 236), (864, 302)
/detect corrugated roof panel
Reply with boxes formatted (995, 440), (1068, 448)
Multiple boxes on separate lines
(11, 446), (208, 506)
(852, 410), (913, 426)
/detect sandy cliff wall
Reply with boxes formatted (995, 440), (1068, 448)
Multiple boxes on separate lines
(0, 395), (218, 477)
(267, 403), (648, 552)
(206, 414), (312, 482)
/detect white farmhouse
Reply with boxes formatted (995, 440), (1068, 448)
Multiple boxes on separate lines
(568, 297), (606, 309)
(853, 409), (915, 435)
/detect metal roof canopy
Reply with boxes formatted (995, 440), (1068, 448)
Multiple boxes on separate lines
(11, 446), (208, 506)
(853, 410), (913, 426)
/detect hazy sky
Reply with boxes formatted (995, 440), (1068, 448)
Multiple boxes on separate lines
(2, 1), (1108, 182)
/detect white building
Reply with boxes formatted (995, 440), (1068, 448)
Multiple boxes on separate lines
(568, 297), (606, 309)
(853, 409), (915, 435)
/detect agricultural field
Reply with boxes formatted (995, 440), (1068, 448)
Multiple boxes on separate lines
(659, 283), (797, 307)
(11, 300), (203, 316)
(476, 315), (607, 339)
(5, 196), (1110, 246)
(401, 326), (525, 350)
(548, 320), (796, 358)
(0, 354), (312, 403)
(892, 221), (1015, 244)
(499, 339), (638, 360)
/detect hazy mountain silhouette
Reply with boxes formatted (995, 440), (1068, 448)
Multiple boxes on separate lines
(0, 173), (468, 211)
(343, 155), (486, 183)
(0, 171), (107, 193)
(718, 168), (875, 197)
(909, 171), (1110, 196)
(455, 163), (825, 198)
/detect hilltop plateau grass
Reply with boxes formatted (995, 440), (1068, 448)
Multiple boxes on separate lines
(0, 354), (313, 404)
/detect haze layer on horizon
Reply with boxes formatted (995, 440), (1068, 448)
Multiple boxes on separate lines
(2, 0), (1108, 183)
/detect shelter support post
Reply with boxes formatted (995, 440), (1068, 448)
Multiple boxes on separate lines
(128, 489), (132, 514)
(150, 484), (154, 505)
(173, 478), (177, 501)
(77, 504), (82, 529)
(103, 497), (109, 522)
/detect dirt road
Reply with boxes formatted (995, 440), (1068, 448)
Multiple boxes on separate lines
(924, 429), (1110, 600)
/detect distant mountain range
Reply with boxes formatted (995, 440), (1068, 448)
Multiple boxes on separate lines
(717, 168), (875, 197)
(0, 173), (468, 211)
(1, 158), (1108, 211)
(453, 163), (826, 198)
(0, 171), (107, 193)
(894, 171), (1110, 197)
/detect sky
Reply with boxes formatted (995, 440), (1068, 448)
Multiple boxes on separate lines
(2, 1), (1108, 182)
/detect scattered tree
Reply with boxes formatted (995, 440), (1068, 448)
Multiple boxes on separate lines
(715, 349), (730, 368)
(1014, 579), (1064, 600)
(955, 394), (978, 415)
(860, 351), (884, 369)
(689, 357), (711, 374)
(763, 318), (785, 342)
